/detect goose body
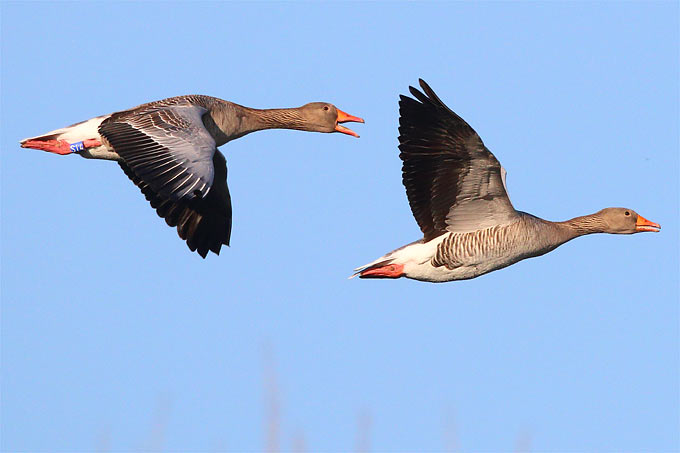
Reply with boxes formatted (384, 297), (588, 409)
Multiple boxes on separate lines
(353, 80), (659, 283)
(21, 95), (363, 257)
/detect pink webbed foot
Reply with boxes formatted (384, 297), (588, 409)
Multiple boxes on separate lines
(360, 263), (405, 279)
(21, 138), (102, 155)
(82, 139), (102, 149)
(21, 139), (72, 155)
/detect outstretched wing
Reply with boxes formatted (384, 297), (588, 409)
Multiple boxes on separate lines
(118, 151), (232, 258)
(100, 102), (215, 202)
(399, 79), (518, 241)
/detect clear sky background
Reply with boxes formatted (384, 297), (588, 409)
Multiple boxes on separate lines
(2, 2), (678, 452)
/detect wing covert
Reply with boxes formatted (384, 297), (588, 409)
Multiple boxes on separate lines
(100, 103), (216, 202)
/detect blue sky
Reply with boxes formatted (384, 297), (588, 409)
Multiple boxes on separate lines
(2, 2), (678, 452)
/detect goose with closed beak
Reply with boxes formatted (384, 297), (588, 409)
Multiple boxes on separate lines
(352, 80), (659, 282)
(21, 95), (363, 257)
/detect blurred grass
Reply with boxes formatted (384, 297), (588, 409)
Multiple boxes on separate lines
(93, 346), (532, 452)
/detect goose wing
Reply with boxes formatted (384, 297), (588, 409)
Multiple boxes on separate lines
(99, 100), (215, 202)
(100, 97), (231, 257)
(118, 151), (232, 258)
(399, 79), (518, 241)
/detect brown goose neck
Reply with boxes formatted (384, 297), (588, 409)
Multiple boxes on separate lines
(555, 213), (607, 238)
(241, 107), (308, 131)
(205, 102), (308, 146)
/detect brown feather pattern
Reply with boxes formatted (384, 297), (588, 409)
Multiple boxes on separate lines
(430, 214), (564, 271)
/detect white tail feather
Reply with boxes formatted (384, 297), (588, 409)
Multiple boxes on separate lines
(20, 115), (109, 144)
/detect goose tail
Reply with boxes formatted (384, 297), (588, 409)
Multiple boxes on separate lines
(20, 115), (109, 155)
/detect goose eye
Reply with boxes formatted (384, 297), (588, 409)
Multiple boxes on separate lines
(323, 106), (329, 111)
(625, 211), (630, 216)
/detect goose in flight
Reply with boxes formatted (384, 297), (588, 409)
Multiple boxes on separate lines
(21, 95), (364, 257)
(353, 80), (659, 282)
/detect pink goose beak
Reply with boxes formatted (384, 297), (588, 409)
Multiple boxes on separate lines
(334, 109), (364, 138)
(635, 215), (661, 232)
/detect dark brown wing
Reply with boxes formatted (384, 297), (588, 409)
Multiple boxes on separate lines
(399, 79), (517, 241)
(119, 150), (231, 258)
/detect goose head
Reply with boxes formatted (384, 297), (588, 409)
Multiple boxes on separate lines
(597, 208), (661, 234)
(298, 102), (364, 137)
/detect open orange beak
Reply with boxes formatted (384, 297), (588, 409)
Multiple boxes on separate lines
(334, 108), (364, 138)
(635, 214), (661, 232)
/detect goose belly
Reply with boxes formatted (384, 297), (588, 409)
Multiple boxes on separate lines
(405, 260), (513, 282)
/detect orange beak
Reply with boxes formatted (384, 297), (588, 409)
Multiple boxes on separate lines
(334, 108), (364, 138)
(635, 214), (661, 232)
